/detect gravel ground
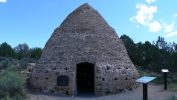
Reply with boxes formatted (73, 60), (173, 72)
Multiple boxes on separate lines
(26, 83), (177, 100)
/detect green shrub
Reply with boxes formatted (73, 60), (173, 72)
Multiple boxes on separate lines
(18, 58), (37, 70)
(19, 59), (28, 70)
(0, 57), (37, 70)
(0, 67), (26, 99)
(5, 66), (18, 72)
(21, 58), (37, 63)
(0, 58), (8, 69)
(0, 57), (19, 70)
(167, 94), (177, 100)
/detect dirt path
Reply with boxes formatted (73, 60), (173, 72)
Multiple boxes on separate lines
(25, 83), (177, 100)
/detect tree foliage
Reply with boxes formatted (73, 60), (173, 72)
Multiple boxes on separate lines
(120, 34), (177, 73)
(29, 47), (42, 60)
(0, 42), (15, 57)
(14, 43), (30, 59)
(0, 42), (43, 60)
(120, 35), (137, 63)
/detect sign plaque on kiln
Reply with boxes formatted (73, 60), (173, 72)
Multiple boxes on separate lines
(57, 75), (69, 86)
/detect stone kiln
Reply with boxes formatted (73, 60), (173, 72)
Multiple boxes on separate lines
(30, 3), (139, 96)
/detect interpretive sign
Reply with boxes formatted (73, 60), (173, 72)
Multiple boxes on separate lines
(161, 69), (169, 90)
(161, 69), (169, 73)
(57, 75), (69, 86)
(136, 76), (156, 83)
(136, 76), (156, 100)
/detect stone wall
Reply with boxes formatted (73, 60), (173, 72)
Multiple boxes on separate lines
(30, 3), (139, 96)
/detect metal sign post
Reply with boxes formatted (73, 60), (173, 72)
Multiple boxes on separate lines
(136, 76), (156, 100)
(161, 69), (169, 90)
(143, 83), (147, 100)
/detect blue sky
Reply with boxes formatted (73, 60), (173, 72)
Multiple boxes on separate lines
(0, 0), (177, 48)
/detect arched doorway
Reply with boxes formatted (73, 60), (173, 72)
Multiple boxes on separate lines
(76, 62), (94, 95)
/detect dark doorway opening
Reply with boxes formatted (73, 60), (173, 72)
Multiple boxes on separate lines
(77, 62), (94, 95)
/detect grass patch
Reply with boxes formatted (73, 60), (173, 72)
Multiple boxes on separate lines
(137, 67), (177, 85)
(152, 75), (164, 84)
(167, 94), (177, 100)
(168, 83), (177, 92)
(137, 68), (164, 84)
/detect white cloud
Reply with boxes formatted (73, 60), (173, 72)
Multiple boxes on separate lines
(149, 21), (161, 32)
(130, 2), (163, 32)
(130, 4), (157, 25)
(137, 25), (139, 28)
(164, 22), (175, 32)
(0, 0), (6, 2)
(174, 14), (177, 17)
(130, 18), (133, 21)
(165, 30), (177, 37)
(146, 0), (156, 4)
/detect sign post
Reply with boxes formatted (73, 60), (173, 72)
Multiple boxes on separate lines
(136, 76), (156, 100)
(161, 69), (169, 90)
